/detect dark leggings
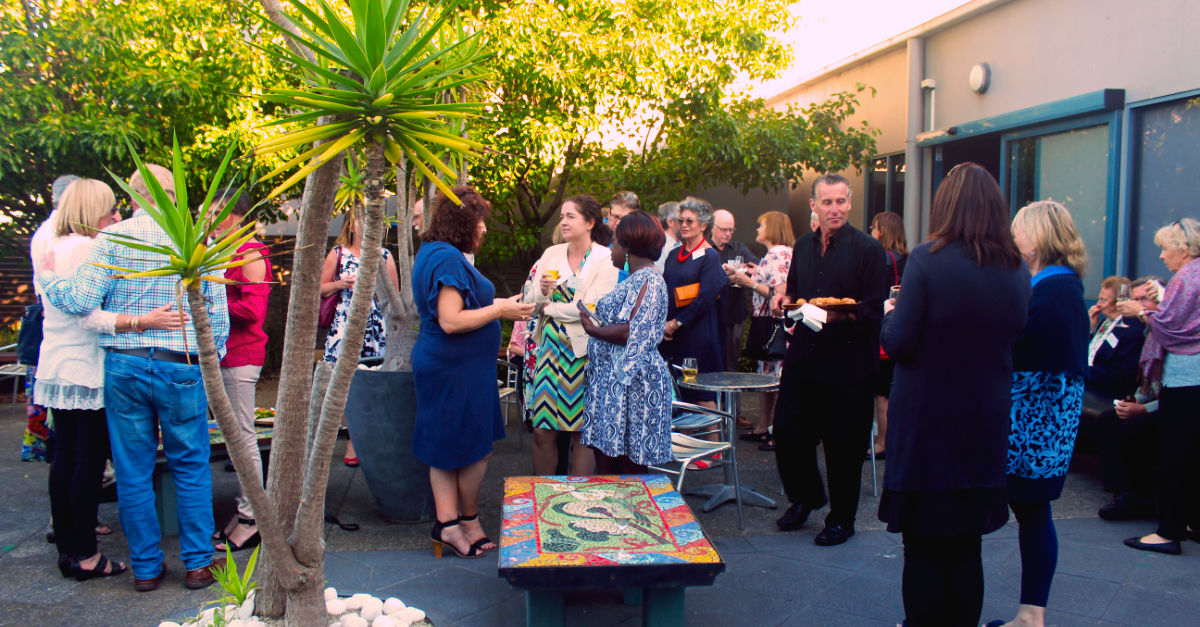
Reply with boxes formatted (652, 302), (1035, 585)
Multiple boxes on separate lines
(48, 408), (111, 559)
(901, 533), (983, 627)
(1011, 501), (1057, 607)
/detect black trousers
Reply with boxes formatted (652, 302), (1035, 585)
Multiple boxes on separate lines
(1095, 407), (1157, 497)
(1156, 385), (1200, 541)
(901, 533), (984, 627)
(772, 371), (874, 525)
(48, 408), (111, 559)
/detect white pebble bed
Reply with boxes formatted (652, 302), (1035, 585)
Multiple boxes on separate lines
(158, 588), (431, 627)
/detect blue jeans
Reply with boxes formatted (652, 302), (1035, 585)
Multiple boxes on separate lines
(104, 352), (214, 578)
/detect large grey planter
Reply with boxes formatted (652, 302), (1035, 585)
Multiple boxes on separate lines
(344, 369), (435, 522)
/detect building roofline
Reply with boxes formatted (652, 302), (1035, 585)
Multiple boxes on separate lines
(764, 0), (1016, 106)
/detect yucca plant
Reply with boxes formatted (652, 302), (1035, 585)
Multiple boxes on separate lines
(245, 0), (487, 622)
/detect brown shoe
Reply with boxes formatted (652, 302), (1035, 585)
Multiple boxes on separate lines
(134, 563), (167, 592)
(184, 558), (225, 590)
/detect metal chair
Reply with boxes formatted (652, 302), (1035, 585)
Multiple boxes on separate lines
(497, 359), (521, 425)
(0, 344), (25, 403)
(649, 400), (743, 526)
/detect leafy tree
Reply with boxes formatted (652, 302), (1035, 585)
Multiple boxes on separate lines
(453, 0), (877, 270)
(0, 0), (296, 251)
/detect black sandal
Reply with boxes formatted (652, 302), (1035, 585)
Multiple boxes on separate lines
(215, 518), (261, 552)
(431, 518), (485, 559)
(739, 431), (771, 443)
(71, 554), (127, 581)
(459, 513), (497, 554)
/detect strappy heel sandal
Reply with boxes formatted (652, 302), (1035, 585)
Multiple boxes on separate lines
(215, 517), (261, 552)
(71, 554), (127, 581)
(431, 519), (485, 559)
(458, 513), (497, 554)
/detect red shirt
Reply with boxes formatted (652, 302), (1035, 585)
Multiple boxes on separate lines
(220, 240), (272, 367)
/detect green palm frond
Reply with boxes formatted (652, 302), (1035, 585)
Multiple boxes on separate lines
(255, 0), (488, 202)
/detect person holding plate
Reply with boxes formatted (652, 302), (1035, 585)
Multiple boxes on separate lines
(767, 174), (889, 546)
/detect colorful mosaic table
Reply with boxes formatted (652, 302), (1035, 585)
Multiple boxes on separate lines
(499, 475), (725, 627)
(153, 419), (274, 536)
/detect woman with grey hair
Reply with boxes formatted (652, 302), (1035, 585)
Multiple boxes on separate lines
(1115, 217), (1200, 556)
(659, 197), (729, 432)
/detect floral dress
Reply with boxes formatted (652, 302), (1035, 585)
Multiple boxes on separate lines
(751, 244), (793, 375)
(323, 246), (391, 363)
(581, 267), (672, 465)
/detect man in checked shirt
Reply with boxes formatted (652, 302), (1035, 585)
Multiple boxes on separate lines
(38, 163), (230, 592)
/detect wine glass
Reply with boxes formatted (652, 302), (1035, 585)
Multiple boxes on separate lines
(1115, 283), (1132, 326)
(681, 358), (698, 383)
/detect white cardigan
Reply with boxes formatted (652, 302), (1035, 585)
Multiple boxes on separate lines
(530, 242), (619, 357)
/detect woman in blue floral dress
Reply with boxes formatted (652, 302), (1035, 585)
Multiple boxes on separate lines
(580, 211), (672, 472)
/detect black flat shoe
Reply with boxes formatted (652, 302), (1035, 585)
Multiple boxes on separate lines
(776, 501), (823, 531)
(815, 523), (855, 546)
(72, 554), (128, 581)
(1124, 536), (1181, 555)
(758, 439), (776, 452)
(865, 449), (885, 461)
(739, 431), (771, 443)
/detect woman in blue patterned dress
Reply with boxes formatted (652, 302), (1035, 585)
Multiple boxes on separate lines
(997, 200), (1090, 627)
(580, 211), (672, 473)
(320, 205), (400, 466)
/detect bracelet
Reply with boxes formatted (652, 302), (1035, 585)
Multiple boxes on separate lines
(131, 316), (140, 333)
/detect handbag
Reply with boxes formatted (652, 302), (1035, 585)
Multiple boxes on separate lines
(673, 282), (700, 308)
(17, 302), (44, 366)
(318, 246), (343, 327)
(743, 316), (788, 361)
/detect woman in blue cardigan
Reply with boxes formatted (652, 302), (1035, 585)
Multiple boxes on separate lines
(992, 201), (1090, 627)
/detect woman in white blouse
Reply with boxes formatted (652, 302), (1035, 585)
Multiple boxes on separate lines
(37, 179), (181, 580)
(525, 195), (619, 475)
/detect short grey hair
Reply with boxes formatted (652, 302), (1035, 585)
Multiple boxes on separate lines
(609, 190), (640, 211)
(678, 196), (714, 225)
(1153, 218), (1200, 258)
(1132, 275), (1166, 289)
(812, 173), (852, 198)
(657, 201), (679, 222)
(51, 174), (81, 210)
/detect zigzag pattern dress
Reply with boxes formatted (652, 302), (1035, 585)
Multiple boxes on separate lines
(530, 281), (588, 431)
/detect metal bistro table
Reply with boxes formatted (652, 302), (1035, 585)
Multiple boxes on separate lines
(677, 371), (778, 514)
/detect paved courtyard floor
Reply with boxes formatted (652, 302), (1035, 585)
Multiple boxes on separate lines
(1, 382), (1197, 625)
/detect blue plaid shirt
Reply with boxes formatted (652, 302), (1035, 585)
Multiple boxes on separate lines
(37, 210), (229, 357)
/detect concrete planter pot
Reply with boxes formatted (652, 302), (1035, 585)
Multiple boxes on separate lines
(344, 369), (435, 522)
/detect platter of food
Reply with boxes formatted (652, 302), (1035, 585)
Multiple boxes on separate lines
(782, 297), (858, 312)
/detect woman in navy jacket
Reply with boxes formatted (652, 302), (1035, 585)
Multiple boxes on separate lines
(879, 163), (1030, 626)
(997, 200), (1090, 627)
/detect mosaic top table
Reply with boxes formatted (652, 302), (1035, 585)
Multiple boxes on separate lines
(499, 474), (725, 627)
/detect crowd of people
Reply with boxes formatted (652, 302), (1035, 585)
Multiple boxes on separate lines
(18, 158), (1200, 627)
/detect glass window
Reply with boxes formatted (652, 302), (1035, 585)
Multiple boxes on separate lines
(1131, 96), (1200, 280)
(1008, 124), (1111, 298)
(865, 154), (905, 226)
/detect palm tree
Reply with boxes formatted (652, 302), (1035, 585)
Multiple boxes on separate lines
(246, 0), (485, 621)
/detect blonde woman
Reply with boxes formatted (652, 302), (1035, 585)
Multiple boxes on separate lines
(37, 179), (183, 580)
(994, 200), (1089, 627)
(527, 195), (618, 475)
(728, 210), (795, 450)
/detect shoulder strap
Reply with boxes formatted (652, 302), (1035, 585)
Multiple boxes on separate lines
(887, 250), (898, 284)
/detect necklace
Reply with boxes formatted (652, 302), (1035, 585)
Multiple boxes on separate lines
(677, 239), (705, 263)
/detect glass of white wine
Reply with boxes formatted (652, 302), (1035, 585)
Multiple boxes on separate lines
(681, 358), (698, 383)
(1115, 282), (1132, 326)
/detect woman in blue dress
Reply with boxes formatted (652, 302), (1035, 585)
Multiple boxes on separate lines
(580, 211), (672, 473)
(659, 196), (729, 408)
(411, 187), (534, 559)
(996, 200), (1090, 627)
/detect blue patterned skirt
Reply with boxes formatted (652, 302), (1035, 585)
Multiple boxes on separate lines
(1007, 371), (1084, 503)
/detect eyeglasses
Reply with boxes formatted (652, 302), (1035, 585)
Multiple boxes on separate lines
(713, 226), (734, 234)
(679, 218), (701, 226)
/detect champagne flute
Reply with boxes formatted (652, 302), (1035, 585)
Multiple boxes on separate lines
(681, 358), (698, 383)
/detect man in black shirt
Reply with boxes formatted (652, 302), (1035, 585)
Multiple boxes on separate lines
(711, 209), (759, 372)
(768, 174), (889, 546)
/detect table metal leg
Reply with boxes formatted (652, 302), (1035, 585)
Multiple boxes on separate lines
(643, 587), (685, 627)
(153, 467), (179, 536)
(685, 390), (777, 516)
(525, 590), (565, 627)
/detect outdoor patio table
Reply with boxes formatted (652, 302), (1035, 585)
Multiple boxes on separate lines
(499, 474), (725, 627)
(677, 371), (779, 513)
(153, 419), (273, 535)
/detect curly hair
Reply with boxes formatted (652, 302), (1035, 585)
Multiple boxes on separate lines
(678, 196), (714, 225)
(422, 186), (491, 252)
